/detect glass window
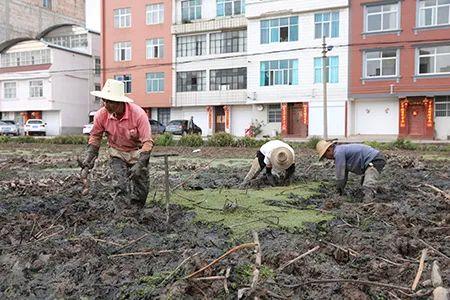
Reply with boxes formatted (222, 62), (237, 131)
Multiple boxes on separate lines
(146, 72), (165, 93)
(260, 17), (298, 44)
(114, 74), (132, 93)
(419, 0), (450, 27)
(210, 30), (247, 54)
(3, 82), (16, 99)
(435, 96), (450, 117)
(260, 59), (298, 86)
(364, 49), (398, 78)
(146, 38), (164, 59)
(29, 80), (43, 98)
(146, 3), (164, 25)
(315, 11), (340, 38)
(217, 0), (245, 17)
(0, 49), (50, 68)
(158, 108), (171, 125)
(365, 3), (399, 32)
(114, 42), (131, 61)
(44, 34), (88, 49)
(182, 0), (202, 22)
(114, 8), (131, 28)
(43, 0), (51, 9)
(94, 57), (101, 75)
(418, 45), (450, 75)
(314, 56), (339, 83)
(210, 67), (246, 90)
(176, 71), (206, 92)
(177, 34), (206, 57)
(267, 104), (281, 123)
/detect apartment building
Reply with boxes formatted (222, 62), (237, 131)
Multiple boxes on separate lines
(101, 0), (173, 122)
(0, 25), (100, 135)
(171, 0), (248, 136)
(0, 0), (85, 43)
(246, 0), (350, 137)
(349, 0), (450, 140)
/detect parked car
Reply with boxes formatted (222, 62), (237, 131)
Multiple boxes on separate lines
(0, 120), (20, 136)
(165, 120), (202, 135)
(24, 119), (46, 136)
(83, 122), (94, 135)
(149, 119), (165, 134)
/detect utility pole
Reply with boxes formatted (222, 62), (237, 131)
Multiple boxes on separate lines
(322, 36), (329, 139)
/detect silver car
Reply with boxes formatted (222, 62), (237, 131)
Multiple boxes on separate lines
(0, 120), (20, 136)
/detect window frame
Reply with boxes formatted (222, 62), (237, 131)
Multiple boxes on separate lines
(42, 0), (51, 9)
(416, 44), (450, 75)
(435, 95), (450, 117)
(158, 108), (171, 125)
(260, 16), (299, 44)
(29, 80), (43, 98)
(314, 11), (340, 39)
(267, 104), (282, 123)
(146, 72), (165, 93)
(364, 2), (400, 33)
(418, 0), (450, 28)
(314, 56), (339, 83)
(181, 0), (202, 22)
(260, 59), (299, 86)
(146, 38), (164, 59)
(209, 67), (247, 91)
(176, 71), (206, 92)
(114, 42), (132, 61)
(114, 74), (132, 93)
(176, 34), (207, 57)
(114, 7), (131, 28)
(146, 3), (164, 25)
(3, 81), (17, 99)
(216, 0), (245, 17)
(363, 49), (399, 78)
(210, 30), (247, 54)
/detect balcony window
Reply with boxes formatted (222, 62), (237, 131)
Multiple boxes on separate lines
(217, 0), (245, 17)
(315, 11), (340, 38)
(177, 34), (206, 57)
(210, 67), (246, 90)
(364, 3), (399, 33)
(210, 30), (247, 54)
(261, 17), (298, 44)
(0, 49), (50, 68)
(177, 71), (206, 92)
(182, 0), (202, 22)
(260, 59), (299, 86)
(417, 45), (450, 75)
(419, 0), (450, 27)
(364, 49), (399, 78)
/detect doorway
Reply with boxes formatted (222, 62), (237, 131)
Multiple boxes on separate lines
(214, 106), (225, 133)
(288, 103), (308, 137)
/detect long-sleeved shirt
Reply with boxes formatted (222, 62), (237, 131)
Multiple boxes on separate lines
(89, 103), (153, 152)
(260, 140), (295, 170)
(334, 144), (379, 181)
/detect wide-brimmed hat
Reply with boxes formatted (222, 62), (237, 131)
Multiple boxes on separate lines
(270, 147), (294, 170)
(316, 140), (336, 160)
(90, 79), (134, 103)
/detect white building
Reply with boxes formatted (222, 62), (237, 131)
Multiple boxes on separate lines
(170, 0), (250, 136)
(0, 25), (100, 135)
(246, 0), (349, 137)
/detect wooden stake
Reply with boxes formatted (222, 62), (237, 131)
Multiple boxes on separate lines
(250, 231), (262, 294)
(412, 249), (428, 291)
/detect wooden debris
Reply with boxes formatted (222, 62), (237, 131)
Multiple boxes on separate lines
(412, 249), (428, 291)
(160, 252), (199, 286)
(278, 246), (320, 272)
(250, 231), (262, 295)
(283, 278), (411, 292)
(110, 233), (148, 255)
(418, 239), (450, 261)
(432, 261), (443, 288)
(108, 249), (174, 258)
(422, 183), (450, 201)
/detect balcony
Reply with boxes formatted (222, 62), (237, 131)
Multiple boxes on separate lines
(172, 16), (247, 34)
(173, 90), (248, 107)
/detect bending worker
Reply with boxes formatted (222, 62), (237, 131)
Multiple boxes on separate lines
(242, 140), (295, 186)
(79, 79), (153, 208)
(316, 140), (386, 197)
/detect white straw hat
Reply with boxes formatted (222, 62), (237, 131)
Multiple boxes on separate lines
(90, 79), (134, 103)
(316, 140), (336, 160)
(270, 147), (294, 170)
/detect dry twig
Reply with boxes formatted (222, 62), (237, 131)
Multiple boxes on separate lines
(412, 249), (428, 291)
(108, 249), (174, 258)
(278, 246), (320, 272)
(161, 252), (199, 286)
(418, 239), (450, 261)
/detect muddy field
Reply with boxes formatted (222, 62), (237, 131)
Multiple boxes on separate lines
(0, 143), (449, 299)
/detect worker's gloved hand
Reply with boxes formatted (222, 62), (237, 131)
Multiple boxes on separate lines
(336, 179), (346, 196)
(266, 173), (276, 186)
(78, 144), (99, 170)
(130, 151), (151, 179)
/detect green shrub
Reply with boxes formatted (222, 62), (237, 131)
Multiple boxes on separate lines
(0, 136), (11, 143)
(178, 134), (204, 147)
(154, 132), (174, 146)
(306, 136), (321, 149)
(46, 135), (88, 144)
(207, 132), (236, 147)
(235, 137), (259, 148)
(14, 136), (38, 143)
(391, 138), (417, 150)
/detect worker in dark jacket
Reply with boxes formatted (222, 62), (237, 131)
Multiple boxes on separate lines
(316, 140), (386, 197)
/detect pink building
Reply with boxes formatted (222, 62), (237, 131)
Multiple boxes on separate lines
(101, 0), (172, 122)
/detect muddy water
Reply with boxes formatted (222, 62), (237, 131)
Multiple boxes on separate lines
(0, 144), (449, 299)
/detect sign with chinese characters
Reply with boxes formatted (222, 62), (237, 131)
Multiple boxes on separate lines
(206, 106), (213, 129)
(400, 99), (408, 128)
(423, 98), (433, 128)
(302, 103), (308, 125)
(281, 103), (288, 133)
(224, 106), (230, 129)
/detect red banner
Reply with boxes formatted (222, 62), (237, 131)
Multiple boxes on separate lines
(206, 106), (213, 129)
(423, 98), (433, 128)
(400, 99), (408, 128)
(302, 103), (308, 125)
(224, 105), (230, 129)
(281, 103), (288, 134)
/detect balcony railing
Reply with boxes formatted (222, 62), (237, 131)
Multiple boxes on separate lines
(173, 90), (248, 107)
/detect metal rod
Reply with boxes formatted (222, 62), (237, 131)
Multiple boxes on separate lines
(164, 155), (170, 223)
(322, 36), (328, 140)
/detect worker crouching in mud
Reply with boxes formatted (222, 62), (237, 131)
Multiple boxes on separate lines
(241, 140), (295, 187)
(316, 140), (386, 199)
(79, 79), (153, 211)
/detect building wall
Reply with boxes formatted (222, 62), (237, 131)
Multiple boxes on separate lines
(351, 99), (399, 135)
(0, 0), (85, 43)
(435, 117), (450, 140)
(102, 0), (173, 109)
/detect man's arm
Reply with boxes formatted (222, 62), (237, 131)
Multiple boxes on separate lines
(137, 113), (153, 152)
(334, 150), (347, 195)
(88, 111), (105, 150)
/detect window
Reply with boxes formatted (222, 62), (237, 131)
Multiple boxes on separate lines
(0, 49), (50, 68)
(364, 49), (398, 78)
(158, 108), (171, 125)
(210, 67), (246, 91)
(435, 96), (450, 117)
(146, 3), (164, 25)
(315, 11), (340, 38)
(94, 84), (101, 102)
(419, 0), (450, 27)
(114, 75), (132, 93)
(267, 104), (281, 123)
(29, 80), (43, 98)
(43, 0), (51, 9)
(260, 59), (298, 86)
(114, 42), (131, 61)
(176, 71), (206, 92)
(314, 56), (339, 83)
(182, 0), (202, 22)
(43, 34), (88, 49)
(364, 3), (399, 32)
(210, 30), (247, 54)
(146, 72), (165, 92)
(217, 0), (245, 17)
(114, 8), (131, 28)
(261, 17), (298, 44)
(3, 82), (16, 99)
(94, 57), (101, 75)
(177, 34), (206, 57)
(146, 38), (164, 59)
(418, 45), (450, 75)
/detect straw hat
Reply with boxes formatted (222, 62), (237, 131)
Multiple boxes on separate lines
(270, 147), (294, 170)
(90, 79), (134, 103)
(316, 140), (336, 160)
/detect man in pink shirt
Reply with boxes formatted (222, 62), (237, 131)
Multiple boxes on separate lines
(79, 79), (153, 209)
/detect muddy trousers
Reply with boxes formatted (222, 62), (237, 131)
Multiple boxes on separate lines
(110, 157), (149, 207)
(361, 154), (386, 188)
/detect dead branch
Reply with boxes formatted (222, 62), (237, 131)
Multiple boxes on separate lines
(224, 267), (231, 294)
(418, 239), (450, 261)
(322, 241), (359, 257)
(250, 231), (262, 296)
(412, 249), (428, 291)
(191, 275), (226, 281)
(110, 233), (148, 255)
(422, 184), (450, 201)
(90, 237), (124, 247)
(185, 243), (257, 279)
(283, 278), (411, 292)
(278, 246), (320, 272)
(161, 252), (199, 286)
(108, 249), (175, 258)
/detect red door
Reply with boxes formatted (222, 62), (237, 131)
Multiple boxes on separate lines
(288, 103), (307, 137)
(408, 105), (425, 137)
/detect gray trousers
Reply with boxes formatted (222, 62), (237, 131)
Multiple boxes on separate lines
(110, 157), (149, 207)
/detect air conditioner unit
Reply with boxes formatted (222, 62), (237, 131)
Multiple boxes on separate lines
(220, 84), (230, 91)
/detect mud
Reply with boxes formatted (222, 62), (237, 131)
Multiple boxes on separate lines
(0, 143), (449, 299)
